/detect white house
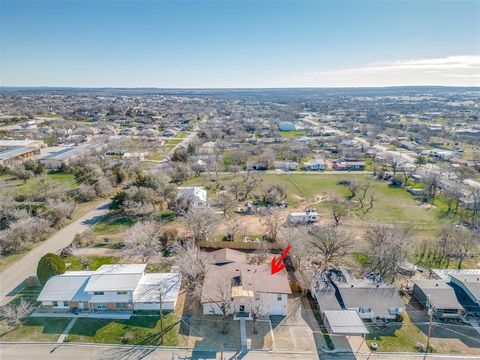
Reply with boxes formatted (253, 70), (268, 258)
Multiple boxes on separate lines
(37, 264), (182, 316)
(177, 186), (208, 209)
(201, 249), (291, 318)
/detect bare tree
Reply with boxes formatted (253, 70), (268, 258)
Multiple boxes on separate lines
(215, 192), (236, 216)
(1, 216), (50, 255)
(208, 275), (233, 334)
(248, 241), (269, 265)
(248, 296), (267, 334)
(436, 222), (457, 267)
(123, 220), (164, 262)
(365, 224), (411, 282)
(174, 242), (208, 300)
(451, 227), (478, 269)
(329, 197), (351, 227)
(240, 172), (261, 201)
(44, 198), (76, 227)
(295, 268), (314, 297)
(184, 208), (220, 243)
(281, 225), (310, 269)
(308, 224), (354, 272)
(1, 299), (34, 327)
(261, 210), (282, 242)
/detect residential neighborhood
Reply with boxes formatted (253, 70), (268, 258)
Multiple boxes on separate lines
(1, 0), (480, 358)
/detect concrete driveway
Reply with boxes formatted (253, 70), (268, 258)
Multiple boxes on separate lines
(269, 295), (323, 355)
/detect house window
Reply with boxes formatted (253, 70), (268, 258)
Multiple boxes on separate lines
(255, 293), (260, 301)
(277, 294), (282, 301)
(96, 303), (106, 310)
(115, 303), (125, 309)
(53, 301), (58, 307)
(63, 301), (68, 307)
(117, 291), (127, 295)
(94, 291), (104, 295)
(239, 305), (245, 312)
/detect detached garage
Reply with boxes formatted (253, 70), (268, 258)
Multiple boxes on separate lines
(133, 273), (182, 311)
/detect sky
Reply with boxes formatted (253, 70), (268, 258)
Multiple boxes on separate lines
(1, 0), (479, 88)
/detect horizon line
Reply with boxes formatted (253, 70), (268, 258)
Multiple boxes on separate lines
(1, 85), (480, 91)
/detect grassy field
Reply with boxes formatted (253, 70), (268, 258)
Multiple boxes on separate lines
(278, 130), (307, 137)
(2, 172), (78, 198)
(164, 139), (183, 149)
(188, 173), (441, 226)
(92, 215), (134, 235)
(66, 314), (179, 346)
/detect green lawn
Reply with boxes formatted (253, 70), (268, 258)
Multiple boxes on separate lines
(63, 256), (118, 271)
(278, 130), (307, 137)
(165, 139), (182, 148)
(66, 314), (179, 346)
(366, 312), (431, 353)
(8, 172), (78, 198)
(0, 317), (71, 342)
(92, 215), (134, 235)
(175, 132), (187, 138)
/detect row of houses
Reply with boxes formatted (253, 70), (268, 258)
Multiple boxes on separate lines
(36, 249), (292, 319)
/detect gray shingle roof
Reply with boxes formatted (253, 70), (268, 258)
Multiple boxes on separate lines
(413, 279), (464, 310)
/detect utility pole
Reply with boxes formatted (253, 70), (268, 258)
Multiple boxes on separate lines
(220, 344), (224, 360)
(425, 295), (433, 358)
(159, 283), (164, 344)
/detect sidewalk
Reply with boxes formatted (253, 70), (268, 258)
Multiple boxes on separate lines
(57, 317), (78, 343)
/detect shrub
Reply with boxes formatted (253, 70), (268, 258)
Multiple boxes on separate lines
(37, 253), (65, 284)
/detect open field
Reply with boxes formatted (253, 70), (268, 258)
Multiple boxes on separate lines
(1, 172), (78, 198)
(185, 173), (443, 244)
(278, 130), (307, 137)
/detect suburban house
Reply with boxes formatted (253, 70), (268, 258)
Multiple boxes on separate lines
(273, 160), (298, 171)
(312, 269), (404, 324)
(176, 186), (208, 209)
(201, 249), (291, 318)
(302, 159), (326, 171)
(412, 280), (465, 319)
(37, 264), (182, 316)
(332, 160), (366, 171)
(449, 274), (480, 307)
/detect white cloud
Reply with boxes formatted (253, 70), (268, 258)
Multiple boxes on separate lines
(278, 55), (480, 87)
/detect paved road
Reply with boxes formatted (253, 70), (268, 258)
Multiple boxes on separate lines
(2, 343), (479, 360)
(0, 200), (111, 305)
(0, 343), (319, 360)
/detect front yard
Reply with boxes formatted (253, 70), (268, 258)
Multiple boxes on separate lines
(66, 313), (180, 346)
(0, 317), (71, 342)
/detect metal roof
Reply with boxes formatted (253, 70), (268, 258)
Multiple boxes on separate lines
(84, 265), (145, 292)
(323, 310), (368, 334)
(133, 273), (182, 303)
(37, 272), (93, 302)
